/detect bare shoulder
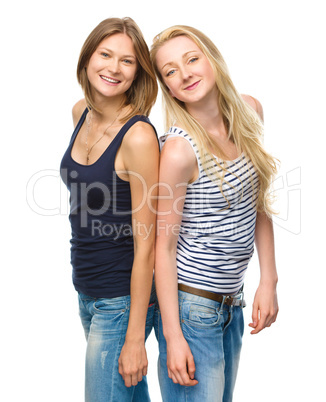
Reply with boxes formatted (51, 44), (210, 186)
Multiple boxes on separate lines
(241, 94), (264, 121)
(124, 120), (159, 150)
(121, 120), (159, 174)
(72, 99), (87, 127)
(161, 135), (197, 174)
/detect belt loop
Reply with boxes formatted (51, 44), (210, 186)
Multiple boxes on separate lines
(220, 295), (226, 311)
(239, 291), (245, 309)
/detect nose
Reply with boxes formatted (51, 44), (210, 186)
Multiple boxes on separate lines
(107, 58), (120, 74)
(180, 65), (192, 80)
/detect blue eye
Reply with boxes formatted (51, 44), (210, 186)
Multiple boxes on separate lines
(189, 57), (198, 63)
(166, 69), (176, 77)
(101, 52), (109, 58)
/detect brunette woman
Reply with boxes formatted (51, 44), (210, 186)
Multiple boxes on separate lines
(60, 17), (159, 402)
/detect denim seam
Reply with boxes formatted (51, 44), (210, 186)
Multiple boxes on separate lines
(109, 332), (124, 402)
(223, 306), (234, 332)
(179, 297), (183, 326)
(157, 310), (161, 344)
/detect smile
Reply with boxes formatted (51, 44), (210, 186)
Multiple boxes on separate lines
(184, 81), (200, 91)
(100, 75), (121, 84)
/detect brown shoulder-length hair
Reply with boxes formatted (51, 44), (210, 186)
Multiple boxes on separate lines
(77, 17), (158, 121)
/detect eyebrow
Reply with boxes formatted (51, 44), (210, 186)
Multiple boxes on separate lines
(161, 50), (198, 70)
(98, 47), (136, 59)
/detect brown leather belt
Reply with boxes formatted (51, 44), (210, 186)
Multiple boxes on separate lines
(178, 283), (246, 307)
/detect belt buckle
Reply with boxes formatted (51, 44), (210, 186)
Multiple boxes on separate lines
(224, 294), (232, 306)
(228, 291), (245, 308)
(223, 291), (245, 308)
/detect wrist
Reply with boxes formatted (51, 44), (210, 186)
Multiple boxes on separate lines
(259, 275), (278, 287)
(125, 333), (145, 343)
(163, 327), (184, 342)
(125, 327), (145, 343)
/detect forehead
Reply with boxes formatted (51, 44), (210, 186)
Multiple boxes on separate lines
(156, 36), (202, 67)
(97, 33), (136, 54)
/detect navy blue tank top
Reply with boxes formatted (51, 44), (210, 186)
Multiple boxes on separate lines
(60, 108), (157, 298)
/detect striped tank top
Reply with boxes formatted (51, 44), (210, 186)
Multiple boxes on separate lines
(160, 126), (260, 294)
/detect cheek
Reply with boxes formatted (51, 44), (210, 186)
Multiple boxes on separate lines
(163, 81), (176, 98)
(204, 63), (216, 82)
(86, 58), (101, 76)
(168, 87), (176, 97)
(132, 68), (138, 81)
(126, 66), (138, 82)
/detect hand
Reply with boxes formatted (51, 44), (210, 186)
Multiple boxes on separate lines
(249, 282), (279, 334)
(118, 339), (148, 387)
(166, 334), (199, 386)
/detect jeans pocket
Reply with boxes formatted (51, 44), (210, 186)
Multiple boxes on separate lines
(93, 299), (127, 316)
(91, 299), (129, 337)
(184, 303), (221, 329)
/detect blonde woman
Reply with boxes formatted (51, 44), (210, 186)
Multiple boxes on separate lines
(151, 26), (279, 402)
(60, 18), (159, 401)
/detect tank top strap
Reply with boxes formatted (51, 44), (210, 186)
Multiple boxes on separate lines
(110, 114), (158, 152)
(160, 126), (203, 174)
(69, 107), (89, 145)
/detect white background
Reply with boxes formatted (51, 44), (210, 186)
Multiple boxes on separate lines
(1, 0), (325, 400)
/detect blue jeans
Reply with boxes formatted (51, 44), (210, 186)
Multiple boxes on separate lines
(78, 288), (156, 402)
(154, 290), (244, 402)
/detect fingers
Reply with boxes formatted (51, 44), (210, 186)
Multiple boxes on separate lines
(168, 368), (198, 386)
(249, 304), (258, 332)
(118, 363), (147, 387)
(118, 343), (148, 387)
(120, 371), (144, 387)
(167, 356), (198, 386)
(250, 311), (267, 334)
(249, 307), (279, 335)
(187, 355), (196, 381)
(250, 283), (279, 334)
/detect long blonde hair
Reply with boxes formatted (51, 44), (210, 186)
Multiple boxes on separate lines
(151, 25), (278, 216)
(77, 17), (158, 122)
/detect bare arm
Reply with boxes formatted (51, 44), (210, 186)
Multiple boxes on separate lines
(242, 95), (279, 334)
(250, 211), (279, 334)
(118, 122), (159, 386)
(155, 137), (199, 386)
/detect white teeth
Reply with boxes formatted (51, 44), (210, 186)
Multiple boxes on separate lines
(101, 76), (119, 83)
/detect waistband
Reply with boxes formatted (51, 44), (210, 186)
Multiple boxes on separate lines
(178, 283), (246, 308)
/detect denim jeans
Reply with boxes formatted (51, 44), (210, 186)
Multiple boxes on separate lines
(78, 288), (156, 402)
(154, 290), (244, 402)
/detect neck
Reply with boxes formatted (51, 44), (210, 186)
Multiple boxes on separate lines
(186, 97), (227, 139)
(91, 92), (128, 123)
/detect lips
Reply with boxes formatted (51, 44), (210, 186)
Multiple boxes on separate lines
(100, 75), (121, 84)
(184, 80), (200, 91)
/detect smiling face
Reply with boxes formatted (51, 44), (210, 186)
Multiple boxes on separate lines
(155, 35), (218, 107)
(86, 33), (138, 103)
